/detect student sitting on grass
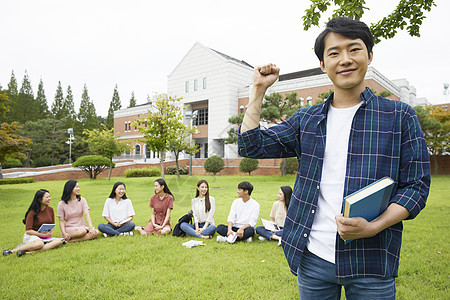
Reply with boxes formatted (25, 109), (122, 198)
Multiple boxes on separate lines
(216, 181), (260, 243)
(135, 178), (174, 236)
(256, 186), (292, 245)
(57, 180), (99, 243)
(3, 189), (64, 257)
(180, 179), (216, 239)
(98, 182), (135, 237)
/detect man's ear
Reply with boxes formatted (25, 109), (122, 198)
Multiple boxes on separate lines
(320, 60), (326, 73)
(368, 51), (373, 65)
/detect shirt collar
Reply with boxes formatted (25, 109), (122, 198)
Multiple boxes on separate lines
(322, 87), (374, 115)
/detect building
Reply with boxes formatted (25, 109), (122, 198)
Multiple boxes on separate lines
(114, 42), (427, 160)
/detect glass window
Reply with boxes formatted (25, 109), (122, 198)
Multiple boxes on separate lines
(185, 81), (189, 93)
(194, 79), (198, 91)
(203, 77), (207, 89)
(193, 108), (208, 126)
(124, 122), (128, 132)
(135, 144), (141, 155)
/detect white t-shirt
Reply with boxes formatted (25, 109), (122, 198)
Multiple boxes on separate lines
(101, 197), (136, 223)
(227, 197), (260, 228)
(191, 196), (215, 225)
(307, 102), (362, 264)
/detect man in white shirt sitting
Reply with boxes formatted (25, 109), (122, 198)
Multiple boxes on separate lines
(216, 181), (260, 243)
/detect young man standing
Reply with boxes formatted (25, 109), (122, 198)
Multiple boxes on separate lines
(216, 181), (260, 243)
(238, 17), (430, 299)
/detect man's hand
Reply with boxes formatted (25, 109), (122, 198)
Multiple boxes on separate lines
(236, 228), (244, 239)
(335, 215), (376, 241)
(227, 229), (234, 237)
(253, 64), (280, 90)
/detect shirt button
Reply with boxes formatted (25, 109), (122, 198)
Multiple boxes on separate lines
(303, 233), (308, 238)
(311, 210), (315, 214)
(316, 185), (319, 190)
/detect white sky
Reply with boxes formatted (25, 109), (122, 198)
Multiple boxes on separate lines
(1, 0), (449, 117)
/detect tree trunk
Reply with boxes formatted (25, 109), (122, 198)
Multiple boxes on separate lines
(108, 158), (113, 181)
(281, 158), (287, 176)
(0, 163), (3, 179)
(160, 148), (165, 179)
(25, 150), (32, 167)
(175, 153), (180, 179)
(433, 155), (439, 174)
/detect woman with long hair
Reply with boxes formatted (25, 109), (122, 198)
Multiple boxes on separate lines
(57, 180), (99, 242)
(3, 189), (63, 257)
(256, 186), (292, 245)
(180, 179), (216, 239)
(135, 178), (174, 236)
(98, 182), (136, 237)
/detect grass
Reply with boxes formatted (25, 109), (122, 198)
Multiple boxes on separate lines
(0, 175), (448, 299)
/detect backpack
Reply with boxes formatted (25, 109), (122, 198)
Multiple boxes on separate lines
(172, 210), (193, 237)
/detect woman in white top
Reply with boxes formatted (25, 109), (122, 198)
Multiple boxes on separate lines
(256, 186), (292, 244)
(180, 179), (216, 239)
(98, 182), (135, 237)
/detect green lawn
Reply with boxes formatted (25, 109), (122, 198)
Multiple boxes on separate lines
(0, 175), (448, 299)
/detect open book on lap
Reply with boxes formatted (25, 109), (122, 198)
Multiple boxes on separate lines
(37, 224), (55, 232)
(261, 218), (280, 231)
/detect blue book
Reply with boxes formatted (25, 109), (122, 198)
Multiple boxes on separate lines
(343, 177), (395, 242)
(37, 223), (55, 233)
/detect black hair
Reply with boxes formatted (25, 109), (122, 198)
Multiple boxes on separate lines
(155, 178), (174, 200)
(280, 186), (293, 211)
(109, 182), (128, 199)
(195, 179), (211, 213)
(23, 189), (49, 225)
(238, 181), (254, 196)
(61, 180), (80, 204)
(314, 17), (375, 63)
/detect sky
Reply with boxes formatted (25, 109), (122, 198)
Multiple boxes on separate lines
(1, 0), (449, 118)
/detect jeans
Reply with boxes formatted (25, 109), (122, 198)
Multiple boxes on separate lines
(298, 248), (396, 300)
(216, 224), (255, 241)
(255, 226), (283, 240)
(98, 222), (135, 236)
(180, 222), (217, 237)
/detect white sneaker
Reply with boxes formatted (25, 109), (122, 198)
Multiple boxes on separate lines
(216, 236), (227, 242)
(245, 237), (253, 243)
(258, 236), (268, 241)
(123, 232), (129, 236)
(129, 231), (133, 236)
(103, 233), (108, 238)
(278, 239), (282, 246)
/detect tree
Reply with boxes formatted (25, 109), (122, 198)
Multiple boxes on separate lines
(35, 78), (50, 119)
(0, 92), (31, 177)
(52, 81), (64, 120)
(135, 95), (185, 179)
(106, 84), (121, 129)
(72, 155), (112, 179)
(167, 124), (199, 178)
(78, 84), (98, 132)
(129, 91), (137, 108)
(240, 157), (259, 175)
(204, 155), (225, 175)
(63, 85), (77, 128)
(2, 71), (18, 123)
(302, 0), (436, 43)
(10, 71), (39, 124)
(224, 114), (244, 145)
(84, 125), (130, 181)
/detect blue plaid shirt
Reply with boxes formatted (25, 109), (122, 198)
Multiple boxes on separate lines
(238, 88), (430, 278)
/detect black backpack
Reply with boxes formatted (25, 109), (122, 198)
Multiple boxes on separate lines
(172, 210), (193, 237)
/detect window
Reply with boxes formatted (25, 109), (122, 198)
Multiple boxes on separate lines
(193, 108), (208, 126)
(124, 122), (128, 132)
(128, 121), (131, 132)
(135, 144), (141, 155)
(194, 79), (198, 91)
(240, 105), (245, 114)
(203, 77), (207, 89)
(185, 81), (189, 93)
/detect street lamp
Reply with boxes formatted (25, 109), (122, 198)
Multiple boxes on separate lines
(66, 128), (75, 164)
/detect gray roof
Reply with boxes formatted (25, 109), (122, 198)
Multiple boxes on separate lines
(278, 67), (323, 81)
(211, 49), (253, 69)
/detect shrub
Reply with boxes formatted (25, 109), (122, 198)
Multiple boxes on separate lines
(72, 155), (113, 179)
(166, 165), (188, 175)
(2, 158), (23, 169)
(0, 178), (34, 185)
(239, 158), (259, 175)
(33, 156), (53, 167)
(281, 157), (298, 175)
(124, 167), (161, 177)
(204, 155), (225, 175)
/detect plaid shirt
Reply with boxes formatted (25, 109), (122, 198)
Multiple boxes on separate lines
(238, 88), (430, 278)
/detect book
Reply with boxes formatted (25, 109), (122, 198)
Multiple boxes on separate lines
(118, 217), (132, 225)
(261, 218), (280, 231)
(227, 232), (238, 243)
(182, 240), (205, 248)
(37, 223), (55, 233)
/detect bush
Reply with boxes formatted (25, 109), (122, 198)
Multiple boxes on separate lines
(72, 155), (113, 179)
(0, 178), (34, 185)
(239, 158), (259, 175)
(166, 165), (188, 175)
(280, 157), (298, 175)
(204, 155), (225, 175)
(124, 167), (161, 178)
(2, 158), (23, 169)
(33, 156), (53, 167)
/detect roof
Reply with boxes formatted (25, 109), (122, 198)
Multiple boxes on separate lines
(210, 49), (253, 69)
(278, 67), (324, 81)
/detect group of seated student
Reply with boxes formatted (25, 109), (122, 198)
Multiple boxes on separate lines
(3, 177), (291, 257)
